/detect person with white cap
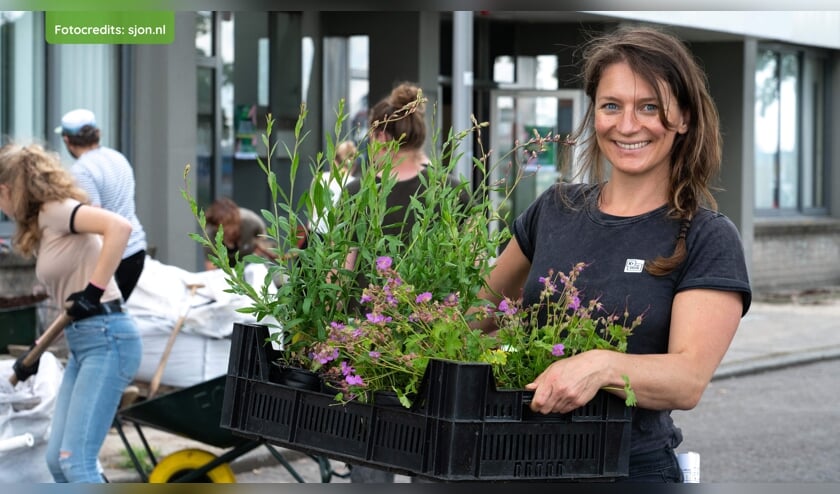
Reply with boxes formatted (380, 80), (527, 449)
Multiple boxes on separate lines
(56, 108), (147, 301)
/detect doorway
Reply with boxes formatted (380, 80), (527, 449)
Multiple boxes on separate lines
(489, 89), (585, 219)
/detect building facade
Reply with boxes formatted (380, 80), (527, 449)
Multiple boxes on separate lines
(1, 10), (839, 294)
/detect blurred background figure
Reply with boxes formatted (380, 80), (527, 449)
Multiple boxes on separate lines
(204, 197), (275, 270)
(56, 108), (147, 302)
(310, 139), (359, 235)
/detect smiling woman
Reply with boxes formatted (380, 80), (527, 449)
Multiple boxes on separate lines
(478, 25), (752, 483)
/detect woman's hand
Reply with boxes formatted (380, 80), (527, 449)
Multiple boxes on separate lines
(525, 350), (608, 414)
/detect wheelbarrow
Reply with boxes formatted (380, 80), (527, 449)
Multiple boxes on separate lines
(113, 375), (347, 483)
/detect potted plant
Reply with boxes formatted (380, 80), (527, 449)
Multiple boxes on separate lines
(183, 94), (636, 407)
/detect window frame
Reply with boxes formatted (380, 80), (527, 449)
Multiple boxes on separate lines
(0, 12), (45, 238)
(754, 42), (830, 218)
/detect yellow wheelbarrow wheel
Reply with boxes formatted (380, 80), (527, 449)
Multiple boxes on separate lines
(148, 448), (236, 483)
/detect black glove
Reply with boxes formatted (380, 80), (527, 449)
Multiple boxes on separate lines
(65, 282), (104, 321)
(13, 343), (40, 382)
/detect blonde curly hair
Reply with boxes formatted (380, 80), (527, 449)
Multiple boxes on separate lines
(0, 142), (87, 256)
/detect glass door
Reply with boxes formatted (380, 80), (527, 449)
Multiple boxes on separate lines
(489, 89), (585, 221)
(195, 11), (235, 209)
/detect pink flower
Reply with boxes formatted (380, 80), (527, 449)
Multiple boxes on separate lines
(376, 256), (392, 271)
(552, 344), (565, 357)
(415, 292), (432, 304)
(366, 312), (392, 324)
(345, 374), (365, 386)
(311, 348), (339, 365)
(498, 299), (517, 316)
(369, 351), (381, 359)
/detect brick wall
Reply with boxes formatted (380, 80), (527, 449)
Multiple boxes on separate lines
(751, 219), (840, 293)
(0, 252), (40, 298)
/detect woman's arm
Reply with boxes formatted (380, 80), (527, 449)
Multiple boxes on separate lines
(71, 204), (131, 288)
(474, 237), (531, 332)
(527, 288), (743, 413)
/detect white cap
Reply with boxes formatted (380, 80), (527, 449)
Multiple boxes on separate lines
(55, 109), (98, 135)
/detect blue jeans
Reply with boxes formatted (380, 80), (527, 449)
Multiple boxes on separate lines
(45, 312), (142, 483)
(616, 447), (684, 483)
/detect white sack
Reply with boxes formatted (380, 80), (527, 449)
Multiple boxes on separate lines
(125, 257), (271, 339)
(0, 352), (63, 482)
(133, 316), (231, 388)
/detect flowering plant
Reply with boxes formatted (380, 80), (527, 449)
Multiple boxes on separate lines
(184, 94), (637, 408)
(311, 258), (638, 407)
(310, 255), (498, 407)
(184, 95), (512, 371)
(488, 262), (640, 404)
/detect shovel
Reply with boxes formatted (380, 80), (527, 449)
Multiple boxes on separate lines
(8, 311), (73, 386)
(147, 283), (207, 399)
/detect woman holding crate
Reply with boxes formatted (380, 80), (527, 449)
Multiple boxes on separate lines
(480, 26), (751, 482)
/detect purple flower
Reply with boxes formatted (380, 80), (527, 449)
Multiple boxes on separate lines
(498, 299), (517, 316)
(345, 374), (365, 386)
(340, 361), (355, 377)
(360, 293), (372, 304)
(376, 256), (392, 271)
(569, 295), (580, 311)
(366, 312), (392, 324)
(415, 292), (432, 304)
(329, 321), (345, 331)
(311, 348), (339, 365)
(552, 344), (565, 357)
(368, 351), (381, 359)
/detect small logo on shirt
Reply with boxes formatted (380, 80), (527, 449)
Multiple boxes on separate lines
(624, 259), (645, 273)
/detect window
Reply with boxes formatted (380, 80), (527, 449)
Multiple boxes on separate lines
(492, 55), (558, 90)
(322, 35), (369, 144)
(196, 11), (235, 207)
(0, 12), (44, 237)
(754, 46), (827, 214)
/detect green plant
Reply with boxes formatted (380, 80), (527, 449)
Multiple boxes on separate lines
(184, 93), (513, 370)
(183, 94), (636, 408)
(184, 102), (364, 366)
(311, 259), (638, 408)
(310, 255), (499, 407)
(487, 262), (639, 405)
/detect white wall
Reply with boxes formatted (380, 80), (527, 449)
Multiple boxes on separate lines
(585, 11), (840, 49)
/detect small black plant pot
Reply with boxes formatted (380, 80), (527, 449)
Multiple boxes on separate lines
(372, 390), (416, 408)
(271, 363), (322, 391)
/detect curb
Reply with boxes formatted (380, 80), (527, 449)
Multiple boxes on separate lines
(713, 345), (840, 380)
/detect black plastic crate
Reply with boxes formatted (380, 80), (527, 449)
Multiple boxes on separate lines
(221, 323), (632, 481)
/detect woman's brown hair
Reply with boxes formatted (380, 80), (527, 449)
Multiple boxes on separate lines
(567, 25), (722, 275)
(368, 82), (427, 150)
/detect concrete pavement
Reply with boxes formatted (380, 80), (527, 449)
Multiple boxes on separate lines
(715, 295), (840, 379)
(99, 293), (840, 482)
